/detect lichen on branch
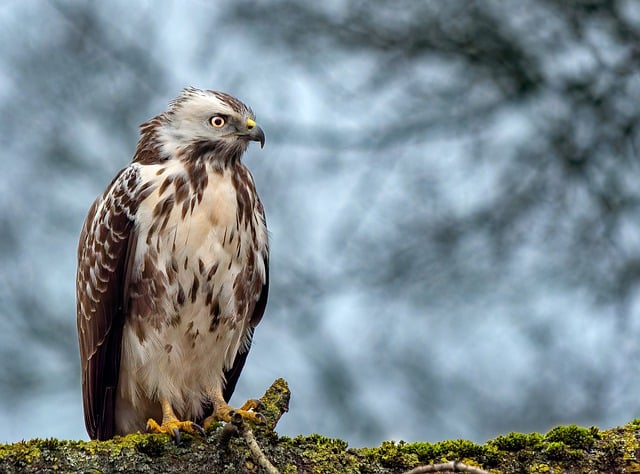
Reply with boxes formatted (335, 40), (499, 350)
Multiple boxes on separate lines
(1, 380), (640, 473)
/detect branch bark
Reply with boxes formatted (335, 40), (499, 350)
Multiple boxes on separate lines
(404, 461), (490, 474)
(1, 380), (638, 474)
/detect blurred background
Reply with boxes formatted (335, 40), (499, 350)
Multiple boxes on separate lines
(1, 0), (640, 447)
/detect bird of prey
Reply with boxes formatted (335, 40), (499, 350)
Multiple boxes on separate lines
(76, 88), (268, 441)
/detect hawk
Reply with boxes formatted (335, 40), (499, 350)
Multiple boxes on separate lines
(76, 88), (268, 441)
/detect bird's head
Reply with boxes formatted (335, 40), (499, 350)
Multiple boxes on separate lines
(144, 87), (265, 165)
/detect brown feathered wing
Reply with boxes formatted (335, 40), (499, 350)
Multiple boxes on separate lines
(76, 166), (143, 440)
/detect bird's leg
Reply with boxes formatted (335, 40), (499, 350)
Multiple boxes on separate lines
(203, 387), (266, 430)
(146, 398), (205, 443)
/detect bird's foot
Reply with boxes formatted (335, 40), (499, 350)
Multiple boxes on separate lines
(146, 417), (205, 444)
(203, 399), (266, 429)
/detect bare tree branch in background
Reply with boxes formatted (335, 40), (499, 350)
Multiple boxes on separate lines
(228, 0), (640, 307)
(0, 2), (167, 403)
(224, 0), (640, 438)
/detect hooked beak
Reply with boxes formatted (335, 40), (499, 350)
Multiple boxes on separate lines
(244, 118), (265, 149)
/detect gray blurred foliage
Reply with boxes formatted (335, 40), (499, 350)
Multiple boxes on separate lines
(233, 0), (640, 306)
(0, 2), (165, 397)
(1, 0), (640, 446)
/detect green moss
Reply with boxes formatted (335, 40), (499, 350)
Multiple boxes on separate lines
(282, 463), (299, 474)
(286, 433), (347, 452)
(528, 462), (553, 473)
(134, 434), (167, 457)
(0, 440), (42, 465)
(2, 380), (640, 473)
(490, 432), (545, 452)
(543, 441), (579, 461)
(398, 441), (435, 460)
(81, 432), (171, 457)
(545, 425), (597, 450)
(430, 439), (499, 465)
(205, 420), (223, 434)
(258, 377), (291, 431)
(282, 433), (359, 474)
(0, 423), (636, 474)
(357, 437), (501, 471)
(360, 440), (419, 469)
(628, 418), (640, 430)
(619, 423), (640, 463)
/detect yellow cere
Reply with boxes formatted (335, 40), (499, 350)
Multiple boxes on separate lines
(246, 118), (256, 129)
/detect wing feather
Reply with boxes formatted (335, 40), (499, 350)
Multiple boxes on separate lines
(222, 258), (269, 402)
(76, 165), (145, 440)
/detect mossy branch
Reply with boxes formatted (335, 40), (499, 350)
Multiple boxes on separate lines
(2, 379), (640, 474)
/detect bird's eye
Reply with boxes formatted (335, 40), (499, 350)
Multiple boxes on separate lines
(209, 116), (225, 128)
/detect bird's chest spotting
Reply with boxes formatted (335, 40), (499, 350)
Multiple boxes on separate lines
(131, 163), (268, 331)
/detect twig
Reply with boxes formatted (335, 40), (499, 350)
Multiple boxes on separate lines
(231, 413), (280, 474)
(403, 460), (491, 474)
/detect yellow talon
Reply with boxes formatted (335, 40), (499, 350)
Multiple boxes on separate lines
(203, 397), (266, 429)
(146, 399), (205, 443)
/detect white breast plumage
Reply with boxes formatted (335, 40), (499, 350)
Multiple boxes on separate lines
(114, 160), (267, 433)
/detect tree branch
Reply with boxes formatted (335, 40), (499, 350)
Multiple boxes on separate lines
(0, 380), (638, 473)
(232, 413), (280, 474)
(404, 460), (490, 474)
